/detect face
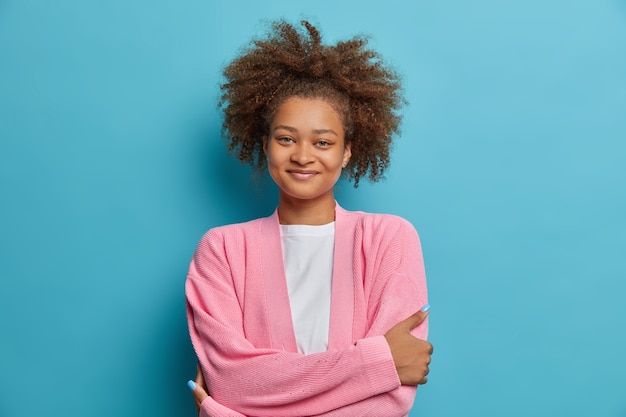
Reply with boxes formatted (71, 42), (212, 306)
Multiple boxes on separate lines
(264, 97), (351, 205)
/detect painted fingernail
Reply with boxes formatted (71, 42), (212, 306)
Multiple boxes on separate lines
(420, 304), (431, 312)
(187, 380), (197, 391)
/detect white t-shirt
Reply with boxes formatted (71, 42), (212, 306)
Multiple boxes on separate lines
(280, 222), (334, 355)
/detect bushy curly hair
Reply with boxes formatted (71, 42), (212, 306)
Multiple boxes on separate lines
(219, 19), (406, 186)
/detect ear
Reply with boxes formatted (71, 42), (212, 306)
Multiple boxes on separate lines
(342, 142), (352, 168)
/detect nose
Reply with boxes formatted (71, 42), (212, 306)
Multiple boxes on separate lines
(290, 143), (315, 165)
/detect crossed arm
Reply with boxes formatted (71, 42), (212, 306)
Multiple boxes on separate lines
(189, 308), (432, 417)
(185, 222), (432, 416)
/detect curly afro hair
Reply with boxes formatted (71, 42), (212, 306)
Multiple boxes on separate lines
(219, 19), (406, 186)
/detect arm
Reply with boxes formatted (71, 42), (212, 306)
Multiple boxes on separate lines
(189, 311), (428, 417)
(186, 229), (401, 417)
(313, 218), (430, 416)
(186, 218), (429, 417)
(188, 286), (430, 417)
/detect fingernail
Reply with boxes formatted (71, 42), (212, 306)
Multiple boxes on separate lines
(420, 304), (431, 313)
(187, 380), (197, 391)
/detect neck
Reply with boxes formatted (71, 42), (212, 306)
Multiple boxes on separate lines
(277, 193), (336, 225)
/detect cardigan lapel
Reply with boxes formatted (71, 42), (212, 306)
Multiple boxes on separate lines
(259, 211), (299, 352)
(259, 204), (356, 353)
(328, 204), (356, 349)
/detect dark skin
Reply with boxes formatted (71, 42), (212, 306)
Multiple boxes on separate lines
(190, 309), (433, 411)
(384, 308), (433, 385)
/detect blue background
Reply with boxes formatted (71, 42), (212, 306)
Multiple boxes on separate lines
(1, 1), (625, 416)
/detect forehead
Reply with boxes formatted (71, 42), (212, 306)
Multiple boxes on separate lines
(271, 97), (344, 130)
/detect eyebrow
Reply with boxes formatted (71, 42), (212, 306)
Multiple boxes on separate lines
(273, 125), (339, 137)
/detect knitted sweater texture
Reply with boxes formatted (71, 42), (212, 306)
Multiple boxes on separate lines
(186, 204), (428, 417)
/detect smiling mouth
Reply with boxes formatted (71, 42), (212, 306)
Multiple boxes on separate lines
(287, 170), (319, 180)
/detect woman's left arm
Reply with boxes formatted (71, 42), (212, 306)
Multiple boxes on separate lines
(324, 216), (430, 416)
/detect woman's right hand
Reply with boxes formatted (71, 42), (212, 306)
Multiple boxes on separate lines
(188, 364), (248, 417)
(383, 305), (433, 385)
(188, 363), (209, 412)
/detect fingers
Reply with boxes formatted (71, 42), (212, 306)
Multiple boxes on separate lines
(398, 304), (430, 331)
(188, 379), (209, 411)
(396, 355), (431, 386)
(188, 364), (209, 412)
(195, 363), (205, 388)
(387, 304), (433, 385)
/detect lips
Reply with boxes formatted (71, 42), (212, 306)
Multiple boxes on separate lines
(287, 170), (319, 180)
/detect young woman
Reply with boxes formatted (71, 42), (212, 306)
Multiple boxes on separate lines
(185, 20), (432, 417)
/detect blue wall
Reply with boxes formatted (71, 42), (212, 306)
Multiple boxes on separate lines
(1, 1), (625, 416)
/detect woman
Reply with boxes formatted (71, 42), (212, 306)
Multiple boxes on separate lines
(186, 20), (432, 417)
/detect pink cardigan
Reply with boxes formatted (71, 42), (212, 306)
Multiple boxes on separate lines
(186, 204), (428, 417)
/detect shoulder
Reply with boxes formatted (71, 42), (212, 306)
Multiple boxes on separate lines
(196, 213), (276, 249)
(206, 216), (266, 236)
(337, 205), (418, 239)
(337, 205), (425, 275)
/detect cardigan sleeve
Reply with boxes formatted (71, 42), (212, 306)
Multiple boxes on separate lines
(199, 397), (245, 417)
(186, 216), (428, 417)
(313, 216), (429, 416)
(186, 228), (401, 417)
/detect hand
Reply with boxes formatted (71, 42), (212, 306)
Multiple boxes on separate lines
(188, 363), (209, 412)
(384, 305), (433, 385)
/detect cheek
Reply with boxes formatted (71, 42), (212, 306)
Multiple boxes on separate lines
(265, 153), (281, 176)
(331, 152), (346, 167)
(266, 150), (281, 167)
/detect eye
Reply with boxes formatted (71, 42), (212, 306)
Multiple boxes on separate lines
(276, 136), (295, 143)
(316, 140), (331, 147)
